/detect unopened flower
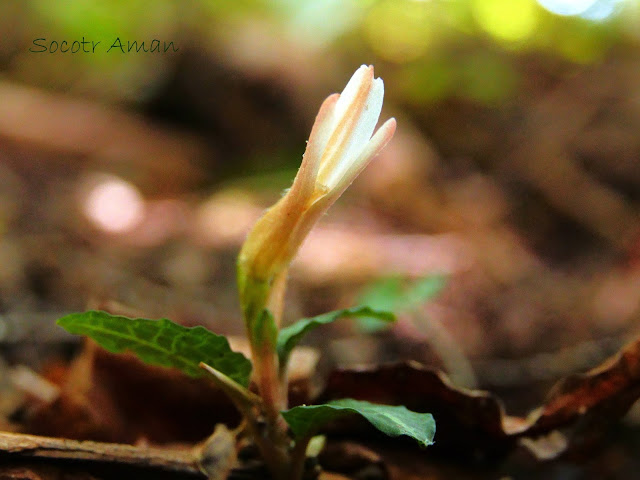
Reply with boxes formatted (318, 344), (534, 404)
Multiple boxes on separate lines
(238, 65), (396, 323)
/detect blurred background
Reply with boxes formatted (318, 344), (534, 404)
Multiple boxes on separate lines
(1, 0), (640, 430)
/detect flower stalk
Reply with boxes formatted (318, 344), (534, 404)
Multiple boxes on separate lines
(236, 65), (396, 479)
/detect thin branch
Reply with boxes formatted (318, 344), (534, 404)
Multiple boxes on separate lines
(0, 432), (201, 475)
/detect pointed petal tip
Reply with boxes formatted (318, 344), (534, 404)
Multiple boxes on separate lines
(364, 67), (374, 84)
(387, 117), (397, 130)
(379, 117), (397, 139)
(317, 93), (340, 116)
(355, 64), (374, 81)
(366, 117), (397, 155)
(325, 92), (340, 104)
(341, 66), (373, 103)
(372, 77), (384, 98)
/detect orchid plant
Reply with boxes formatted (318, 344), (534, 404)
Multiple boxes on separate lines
(57, 66), (435, 480)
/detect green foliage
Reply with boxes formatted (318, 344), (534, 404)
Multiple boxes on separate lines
(276, 306), (395, 367)
(57, 310), (252, 387)
(282, 399), (435, 447)
(356, 275), (446, 332)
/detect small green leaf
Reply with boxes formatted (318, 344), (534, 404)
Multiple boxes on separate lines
(282, 399), (435, 447)
(57, 311), (252, 387)
(356, 275), (446, 332)
(199, 362), (260, 412)
(404, 276), (447, 308)
(358, 277), (404, 312)
(276, 307), (395, 367)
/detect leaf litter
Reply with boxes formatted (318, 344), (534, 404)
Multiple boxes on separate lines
(3, 331), (638, 480)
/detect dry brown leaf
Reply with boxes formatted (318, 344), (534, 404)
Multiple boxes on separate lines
(317, 333), (640, 461)
(525, 335), (640, 435)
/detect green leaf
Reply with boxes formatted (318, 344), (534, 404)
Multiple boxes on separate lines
(404, 276), (447, 308)
(282, 399), (435, 447)
(276, 307), (395, 367)
(57, 310), (252, 387)
(356, 275), (446, 332)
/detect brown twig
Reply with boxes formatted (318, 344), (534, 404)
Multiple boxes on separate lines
(0, 432), (201, 475)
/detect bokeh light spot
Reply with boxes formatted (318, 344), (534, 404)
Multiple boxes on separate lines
(472, 0), (538, 43)
(580, 0), (625, 21)
(536, 0), (598, 16)
(84, 175), (145, 233)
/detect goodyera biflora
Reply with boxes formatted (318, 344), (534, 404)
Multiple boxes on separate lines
(238, 65), (396, 327)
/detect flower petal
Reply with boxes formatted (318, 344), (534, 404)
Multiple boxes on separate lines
(289, 93), (339, 205)
(316, 66), (374, 190)
(331, 65), (372, 129)
(237, 66), (396, 321)
(326, 77), (384, 189)
(330, 117), (396, 196)
(317, 68), (385, 191)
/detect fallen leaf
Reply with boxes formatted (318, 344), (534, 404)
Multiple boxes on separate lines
(317, 333), (640, 461)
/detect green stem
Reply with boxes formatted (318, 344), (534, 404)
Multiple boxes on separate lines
(289, 436), (312, 480)
(245, 415), (290, 480)
(199, 362), (290, 479)
(243, 318), (291, 479)
(253, 346), (292, 479)
(239, 270), (294, 478)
